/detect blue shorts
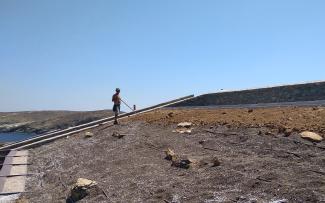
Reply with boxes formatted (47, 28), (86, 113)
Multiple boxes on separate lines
(113, 104), (120, 113)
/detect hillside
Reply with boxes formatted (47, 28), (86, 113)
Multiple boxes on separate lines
(22, 106), (325, 202)
(0, 110), (114, 134)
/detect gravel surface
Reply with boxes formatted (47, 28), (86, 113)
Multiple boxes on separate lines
(21, 106), (325, 202)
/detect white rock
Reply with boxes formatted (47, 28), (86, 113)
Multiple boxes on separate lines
(177, 122), (192, 128)
(85, 132), (94, 138)
(75, 178), (97, 187)
(300, 131), (323, 142)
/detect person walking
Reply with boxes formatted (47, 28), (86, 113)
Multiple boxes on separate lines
(112, 88), (121, 124)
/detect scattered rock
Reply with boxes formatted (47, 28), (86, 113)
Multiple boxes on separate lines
(165, 148), (176, 161)
(177, 122), (192, 128)
(211, 157), (221, 167)
(112, 132), (125, 139)
(85, 132), (94, 138)
(278, 126), (286, 134)
(278, 126), (292, 137)
(300, 131), (323, 142)
(248, 109), (253, 113)
(284, 128), (292, 137)
(265, 131), (273, 136)
(68, 178), (98, 202)
(174, 128), (192, 134)
(167, 112), (174, 117)
(171, 158), (195, 169)
(173, 122), (193, 134)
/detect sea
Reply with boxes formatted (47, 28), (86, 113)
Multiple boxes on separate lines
(0, 132), (36, 143)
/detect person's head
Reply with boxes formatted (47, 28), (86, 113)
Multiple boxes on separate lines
(116, 88), (120, 94)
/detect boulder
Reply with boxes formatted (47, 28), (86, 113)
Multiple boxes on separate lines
(300, 131), (323, 142)
(68, 178), (97, 202)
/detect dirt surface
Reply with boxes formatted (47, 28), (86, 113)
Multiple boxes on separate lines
(0, 110), (114, 134)
(131, 106), (325, 134)
(22, 107), (325, 202)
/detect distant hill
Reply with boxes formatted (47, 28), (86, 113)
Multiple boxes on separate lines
(0, 110), (114, 134)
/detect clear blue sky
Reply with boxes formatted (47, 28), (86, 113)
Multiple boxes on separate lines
(1, 0), (324, 112)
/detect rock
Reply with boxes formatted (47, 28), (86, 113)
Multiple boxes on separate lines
(265, 131), (273, 136)
(68, 178), (97, 202)
(75, 178), (97, 187)
(284, 128), (292, 137)
(172, 158), (194, 169)
(211, 157), (221, 167)
(177, 122), (192, 128)
(248, 109), (253, 113)
(278, 126), (292, 137)
(300, 131), (323, 142)
(175, 128), (192, 134)
(85, 132), (94, 138)
(112, 132), (125, 139)
(168, 112), (174, 117)
(165, 148), (176, 161)
(278, 126), (286, 134)
(312, 107), (318, 111)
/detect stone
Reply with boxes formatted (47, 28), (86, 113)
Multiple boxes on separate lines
(177, 122), (192, 128)
(278, 126), (292, 137)
(211, 157), (221, 167)
(300, 131), (323, 142)
(284, 128), (292, 137)
(175, 128), (192, 134)
(248, 109), (253, 113)
(75, 178), (97, 187)
(265, 131), (273, 136)
(168, 112), (174, 117)
(112, 132), (125, 139)
(172, 158), (193, 169)
(68, 178), (97, 202)
(165, 148), (176, 161)
(85, 132), (94, 138)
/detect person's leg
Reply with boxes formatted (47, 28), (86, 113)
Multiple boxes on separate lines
(114, 105), (120, 124)
(113, 104), (118, 124)
(114, 111), (118, 124)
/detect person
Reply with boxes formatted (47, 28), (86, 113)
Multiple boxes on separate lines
(112, 88), (121, 124)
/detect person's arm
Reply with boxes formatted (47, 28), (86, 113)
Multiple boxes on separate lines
(112, 95), (115, 102)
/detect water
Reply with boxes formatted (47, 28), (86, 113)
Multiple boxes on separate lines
(0, 132), (36, 142)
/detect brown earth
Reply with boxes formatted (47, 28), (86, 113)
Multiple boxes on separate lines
(22, 107), (325, 202)
(130, 106), (325, 135)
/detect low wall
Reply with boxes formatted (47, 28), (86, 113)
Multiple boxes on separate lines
(171, 81), (325, 107)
